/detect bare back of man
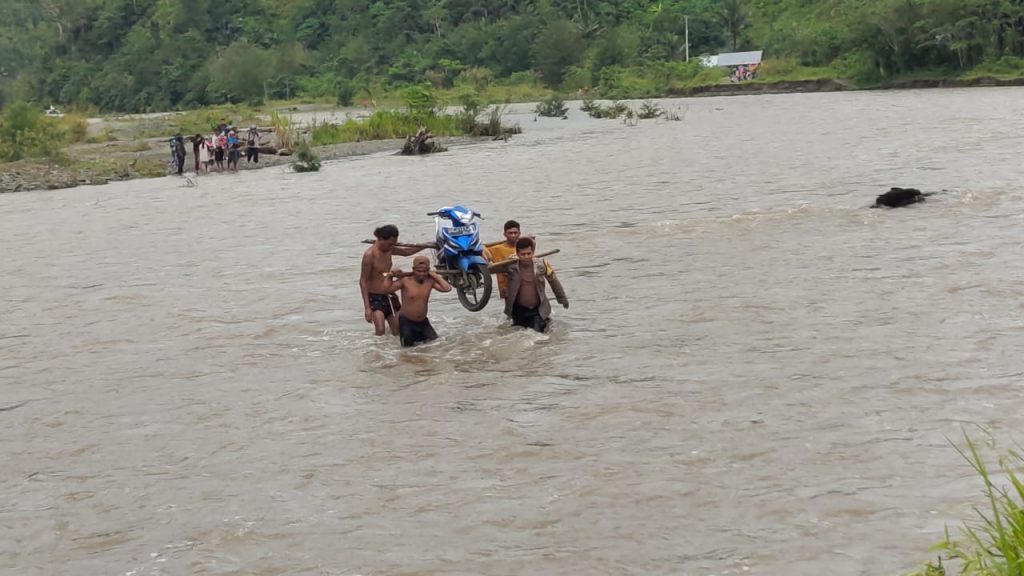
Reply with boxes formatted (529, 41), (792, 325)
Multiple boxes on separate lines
(359, 225), (428, 337)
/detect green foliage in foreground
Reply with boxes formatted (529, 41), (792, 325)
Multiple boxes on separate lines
(911, 429), (1024, 576)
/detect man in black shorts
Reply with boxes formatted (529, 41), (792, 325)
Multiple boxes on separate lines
(386, 255), (451, 347)
(503, 237), (569, 332)
(360, 225), (429, 336)
(367, 292), (402, 321)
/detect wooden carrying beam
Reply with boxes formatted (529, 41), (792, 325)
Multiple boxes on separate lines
(361, 239), (438, 249)
(486, 249), (560, 271)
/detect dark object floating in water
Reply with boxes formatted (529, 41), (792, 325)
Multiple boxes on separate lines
(873, 187), (934, 208)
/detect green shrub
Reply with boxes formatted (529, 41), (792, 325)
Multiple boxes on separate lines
(293, 141), (321, 172)
(637, 100), (662, 119)
(535, 94), (569, 117)
(0, 102), (67, 161)
(968, 56), (1024, 78)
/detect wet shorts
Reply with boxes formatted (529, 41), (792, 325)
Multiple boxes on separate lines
(368, 293), (401, 318)
(511, 303), (547, 333)
(399, 316), (437, 347)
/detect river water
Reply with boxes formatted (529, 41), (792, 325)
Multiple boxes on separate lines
(3, 88), (1024, 576)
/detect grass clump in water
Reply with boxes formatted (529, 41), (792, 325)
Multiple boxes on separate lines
(637, 100), (662, 119)
(535, 95), (568, 118)
(910, 427), (1024, 576)
(581, 99), (630, 119)
(292, 141), (321, 172)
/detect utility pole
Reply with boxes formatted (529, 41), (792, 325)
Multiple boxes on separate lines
(685, 15), (690, 61)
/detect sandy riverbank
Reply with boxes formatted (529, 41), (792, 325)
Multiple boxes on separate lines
(0, 135), (489, 194)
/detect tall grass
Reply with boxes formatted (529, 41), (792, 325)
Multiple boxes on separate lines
(309, 110), (479, 146)
(911, 428), (1024, 576)
(270, 111), (297, 151)
(59, 113), (90, 143)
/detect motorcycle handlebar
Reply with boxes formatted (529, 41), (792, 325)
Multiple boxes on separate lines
(427, 210), (483, 218)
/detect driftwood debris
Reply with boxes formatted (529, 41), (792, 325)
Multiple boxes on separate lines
(487, 249), (561, 272)
(401, 128), (447, 156)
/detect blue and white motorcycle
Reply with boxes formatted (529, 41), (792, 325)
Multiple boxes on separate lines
(428, 205), (493, 312)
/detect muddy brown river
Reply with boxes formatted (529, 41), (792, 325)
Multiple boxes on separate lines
(3, 88), (1024, 576)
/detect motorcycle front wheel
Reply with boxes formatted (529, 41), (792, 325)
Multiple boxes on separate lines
(456, 263), (492, 312)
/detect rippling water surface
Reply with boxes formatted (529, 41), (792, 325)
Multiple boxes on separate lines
(3, 88), (1024, 576)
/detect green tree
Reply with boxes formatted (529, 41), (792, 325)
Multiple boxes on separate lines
(719, 0), (748, 51)
(208, 41), (273, 104)
(532, 18), (586, 86)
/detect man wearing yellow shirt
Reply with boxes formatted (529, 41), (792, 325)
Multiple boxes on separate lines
(483, 220), (522, 300)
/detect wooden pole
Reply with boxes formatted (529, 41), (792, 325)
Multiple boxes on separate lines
(487, 249), (560, 272)
(361, 239), (437, 249)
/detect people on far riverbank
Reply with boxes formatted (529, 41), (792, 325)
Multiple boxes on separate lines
(171, 119), (264, 176)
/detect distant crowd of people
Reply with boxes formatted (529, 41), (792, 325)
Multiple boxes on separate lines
(730, 64), (759, 82)
(168, 118), (262, 175)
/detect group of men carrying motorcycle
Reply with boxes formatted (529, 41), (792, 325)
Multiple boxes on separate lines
(359, 206), (569, 347)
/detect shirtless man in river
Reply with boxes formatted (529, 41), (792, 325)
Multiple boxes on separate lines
(360, 224), (429, 336)
(386, 255), (452, 347)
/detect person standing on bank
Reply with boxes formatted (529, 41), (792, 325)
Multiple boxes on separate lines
(246, 125), (260, 164)
(503, 237), (569, 332)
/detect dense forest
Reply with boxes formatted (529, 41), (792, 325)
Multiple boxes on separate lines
(2, 0), (1024, 113)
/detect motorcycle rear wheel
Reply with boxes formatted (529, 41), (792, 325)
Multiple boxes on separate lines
(456, 263), (492, 312)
